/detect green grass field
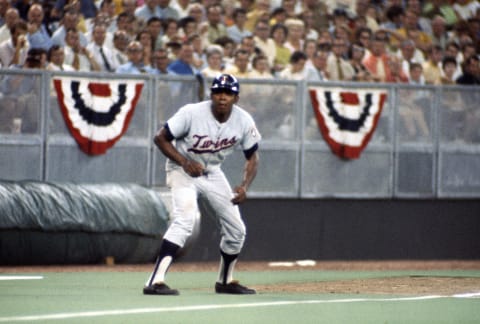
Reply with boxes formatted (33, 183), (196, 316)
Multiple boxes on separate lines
(1, 266), (480, 323)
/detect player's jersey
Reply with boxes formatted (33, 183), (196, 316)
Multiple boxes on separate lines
(165, 100), (261, 172)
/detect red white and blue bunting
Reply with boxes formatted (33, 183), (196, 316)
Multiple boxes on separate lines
(53, 77), (144, 155)
(309, 87), (387, 159)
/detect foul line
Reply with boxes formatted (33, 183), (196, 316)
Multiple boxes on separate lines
(0, 276), (43, 281)
(0, 294), (479, 322)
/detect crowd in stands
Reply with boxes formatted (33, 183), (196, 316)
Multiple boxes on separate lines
(0, 0), (479, 86)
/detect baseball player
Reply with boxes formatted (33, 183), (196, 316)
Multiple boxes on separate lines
(143, 74), (261, 295)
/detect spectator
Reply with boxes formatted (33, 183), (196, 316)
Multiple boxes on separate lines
(120, 0), (137, 17)
(444, 41), (462, 78)
(430, 15), (449, 50)
(98, 0), (117, 33)
(237, 35), (257, 65)
(245, 0), (270, 32)
(356, 0), (380, 32)
(422, 45), (443, 84)
(152, 47), (171, 74)
(398, 62), (430, 139)
(461, 42), (477, 64)
(453, 0), (480, 21)
(167, 40), (199, 75)
(406, 0), (433, 35)
(86, 12), (115, 48)
(329, 8), (349, 37)
(397, 39), (425, 78)
(86, 23), (117, 72)
(281, 0), (301, 19)
(326, 37), (355, 81)
(300, 0), (329, 32)
(201, 4), (227, 46)
(386, 55), (409, 83)
(116, 11), (138, 40)
(278, 50), (308, 80)
(269, 7), (287, 26)
(172, 0), (191, 19)
(146, 16), (163, 51)
(136, 28), (154, 67)
(0, 0), (9, 27)
(423, 0), (458, 28)
(26, 4), (53, 51)
(178, 16), (198, 41)
(189, 33), (205, 70)
(380, 5), (404, 31)
(135, 0), (162, 24)
(354, 27), (372, 59)
(214, 35), (235, 67)
(408, 62), (425, 84)
(158, 0), (179, 21)
(393, 9), (432, 54)
(63, 0), (88, 34)
(111, 29), (129, 66)
(224, 48), (250, 78)
(0, 8), (20, 44)
(456, 52), (480, 141)
(363, 32), (391, 82)
(252, 19), (275, 67)
(186, 3), (205, 26)
(456, 55), (480, 85)
(116, 40), (155, 73)
(298, 10), (318, 41)
(0, 48), (45, 134)
(227, 8), (251, 44)
(271, 23), (290, 74)
(284, 18), (304, 53)
(51, 10), (88, 47)
(46, 44), (74, 71)
(52, 0), (97, 21)
(201, 44), (224, 77)
(63, 28), (100, 71)
(0, 20), (29, 67)
(309, 49), (329, 81)
(248, 53), (273, 78)
(161, 17), (181, 46)
(435, 56), (458, 85)
(303, 38), (316, 70)
(349, 43), (372, 82)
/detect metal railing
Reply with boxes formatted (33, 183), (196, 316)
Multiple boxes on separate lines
(1, 69), (479, 198)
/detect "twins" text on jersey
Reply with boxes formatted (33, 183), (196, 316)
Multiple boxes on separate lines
(188, 135), (237, 154)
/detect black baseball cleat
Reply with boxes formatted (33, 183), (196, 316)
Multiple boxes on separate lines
(143, 283), (179, 296)
(215, 281), (256, 294)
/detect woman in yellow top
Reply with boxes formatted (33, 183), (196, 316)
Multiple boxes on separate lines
(271, 23), (291, 76)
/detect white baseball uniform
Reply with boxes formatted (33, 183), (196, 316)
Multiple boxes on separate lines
(162, 100), (261, 255)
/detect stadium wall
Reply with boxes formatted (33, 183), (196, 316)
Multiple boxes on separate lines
(180, 198), (480, 262)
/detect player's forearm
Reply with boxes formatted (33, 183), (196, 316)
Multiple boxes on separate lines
(154, 133), (187, 166)
(240, 152), (259, 190)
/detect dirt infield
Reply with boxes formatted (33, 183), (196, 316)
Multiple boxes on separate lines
(2, 260), (480, 295)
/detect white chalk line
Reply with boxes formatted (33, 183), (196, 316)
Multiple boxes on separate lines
(0, 276), (43, 281)
(0, 293), (479, 322)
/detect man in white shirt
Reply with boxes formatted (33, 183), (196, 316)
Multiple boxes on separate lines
(0, 8), (19, 44)
(0, 20), (29, 67)
(111, 30), (129, 67)
(252, 19), (276, 68)
(46, 44), (74, 71)
(63, 28), (100, 72)
(86, 24), (117, 72)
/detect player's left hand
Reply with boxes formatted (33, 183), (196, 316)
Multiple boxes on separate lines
(231, 186), (247, 205)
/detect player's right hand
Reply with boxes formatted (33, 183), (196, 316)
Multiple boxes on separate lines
(182, 159), (205, 177)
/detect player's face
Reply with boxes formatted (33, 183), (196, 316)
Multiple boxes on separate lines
(210, 89), (238, 118)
